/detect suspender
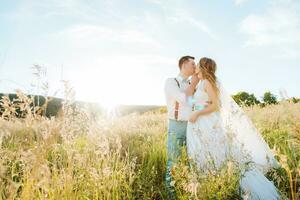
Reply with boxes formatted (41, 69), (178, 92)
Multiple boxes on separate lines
(174, 78), (191, 121)
(174, 78), (180, 121)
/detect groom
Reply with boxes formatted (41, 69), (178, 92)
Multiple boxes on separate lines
(164, 55), (199, 198)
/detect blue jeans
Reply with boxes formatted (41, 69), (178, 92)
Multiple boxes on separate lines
(165, 119), (188, 199)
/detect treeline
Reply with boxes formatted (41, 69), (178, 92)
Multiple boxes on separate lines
(0, 91), (299, 118)
(0, 93), (163, 118)
(232, 91), (300, 106)
(156, 91), (300, 114)
(0, 93), (64, 118)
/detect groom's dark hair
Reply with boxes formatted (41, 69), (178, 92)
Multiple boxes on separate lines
(179, 55), (195, 69)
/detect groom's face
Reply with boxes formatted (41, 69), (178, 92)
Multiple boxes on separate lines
(183, 59), (196, 76)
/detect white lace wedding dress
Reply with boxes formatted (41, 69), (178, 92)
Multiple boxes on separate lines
(186, 80), (281, 199)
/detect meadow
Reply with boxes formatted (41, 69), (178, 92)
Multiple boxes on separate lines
(0, 92), (299, 200)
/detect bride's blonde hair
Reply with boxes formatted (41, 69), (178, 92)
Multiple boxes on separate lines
(199, 57), (220, 99)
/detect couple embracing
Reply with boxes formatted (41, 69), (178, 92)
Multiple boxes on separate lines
(164, 56), (281, 199)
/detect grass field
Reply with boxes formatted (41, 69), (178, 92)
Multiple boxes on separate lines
(0, 94), (299, 199)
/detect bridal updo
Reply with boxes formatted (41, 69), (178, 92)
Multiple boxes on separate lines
(198, 57), (220, 98)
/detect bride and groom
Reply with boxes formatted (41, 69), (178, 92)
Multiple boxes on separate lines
(164, 56), (281, 199)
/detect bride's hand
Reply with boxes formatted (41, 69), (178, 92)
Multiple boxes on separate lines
(189, 111), (199, 123)
(190, 74), (200, 86)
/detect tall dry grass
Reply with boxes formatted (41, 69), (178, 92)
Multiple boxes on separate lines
(0, 91), (299, 199)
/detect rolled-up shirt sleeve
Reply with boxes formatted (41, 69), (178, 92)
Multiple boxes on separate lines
(164, 78), (187, 103)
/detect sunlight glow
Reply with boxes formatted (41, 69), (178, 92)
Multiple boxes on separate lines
(71, 55), (153, 106)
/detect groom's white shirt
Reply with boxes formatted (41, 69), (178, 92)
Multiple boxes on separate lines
(164, 74), (192, 121)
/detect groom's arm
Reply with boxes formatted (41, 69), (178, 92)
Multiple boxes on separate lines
(164, 79), (187, 103)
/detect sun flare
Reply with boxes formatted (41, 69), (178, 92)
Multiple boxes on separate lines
(100, 100), (117, 112)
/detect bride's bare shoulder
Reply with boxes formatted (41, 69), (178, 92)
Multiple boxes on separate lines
(202, 79), (211, 87)
(203, 80), (216, 94)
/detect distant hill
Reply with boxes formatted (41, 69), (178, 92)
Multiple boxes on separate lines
(116, 105), (164, 115)
(79, 103), (164, 118)
(0, 93), (63, 117)
(0, 93), (164, 118)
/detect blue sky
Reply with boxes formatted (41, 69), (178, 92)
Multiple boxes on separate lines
(0, 0), (299, 106)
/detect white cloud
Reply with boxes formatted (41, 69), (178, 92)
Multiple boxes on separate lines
(234, 0), (249, 6)
(57, 24), (163, 48)
(146, 0), (163, 5)
(9, 1), (164, 49)
(147, 0), (218, 40)
(240, 0), (300, 58)
(167, 9), (219, 40)
(5, 0), (115, 23)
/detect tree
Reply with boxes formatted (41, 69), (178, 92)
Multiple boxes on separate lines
(262, 91), (278, 105)
(232, 92), (260, 106)
(291, 97), (300, 103)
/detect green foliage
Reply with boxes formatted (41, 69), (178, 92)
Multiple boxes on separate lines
(263, 91), (278, 105)
(291, 97), (300, 103)
(0, 93), (63, 118)
(170, 149), (242, 200)
(232, 91), (261, 106)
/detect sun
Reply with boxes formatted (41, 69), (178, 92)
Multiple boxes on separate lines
(98, 96), (119, 117)
(101, 100), (117, 112)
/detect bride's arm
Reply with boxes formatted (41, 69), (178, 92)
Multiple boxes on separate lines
(189, 80), (218, 122)
(164, 75), (199, 105)
(185, 74), (199, 97)
(184, 74), (199, 106)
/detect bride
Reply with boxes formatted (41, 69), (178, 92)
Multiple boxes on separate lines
(186, 57), (281, 199)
